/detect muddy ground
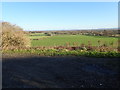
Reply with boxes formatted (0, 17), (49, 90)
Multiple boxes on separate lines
(2, 56), (120, 88)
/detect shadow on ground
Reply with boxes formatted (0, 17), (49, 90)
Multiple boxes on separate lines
(2, 56), (120, 88)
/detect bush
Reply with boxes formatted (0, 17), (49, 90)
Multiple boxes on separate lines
(1, 22), (30, 50)
(45, 32), (53, 36)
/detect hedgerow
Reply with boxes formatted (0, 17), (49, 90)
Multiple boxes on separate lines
(2, 48), (120, 57)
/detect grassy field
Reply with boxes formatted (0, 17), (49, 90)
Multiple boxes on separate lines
(3, 33), (119, 57)
(2, 33), (120, 57)
(29, 36), (50, 39)
(30, 34), (118, 47)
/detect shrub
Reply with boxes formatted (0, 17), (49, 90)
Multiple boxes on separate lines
(1, 22), (30, 50)
(45, 32), (53, 36)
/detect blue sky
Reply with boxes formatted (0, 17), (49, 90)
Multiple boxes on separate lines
(2, 2), (118, 31)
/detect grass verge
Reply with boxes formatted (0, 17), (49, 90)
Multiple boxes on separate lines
(2, 49), (120, 58)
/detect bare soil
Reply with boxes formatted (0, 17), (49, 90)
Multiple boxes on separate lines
(2, 56), (120, 88)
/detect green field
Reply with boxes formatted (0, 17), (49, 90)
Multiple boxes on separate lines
(30, 34), (118, 47)
(3, 33), (119, 57)
(29, 36), (50, 39)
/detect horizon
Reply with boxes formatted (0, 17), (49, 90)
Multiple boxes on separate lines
(25, 28), (118, 32)
(2, 2), (118, 31)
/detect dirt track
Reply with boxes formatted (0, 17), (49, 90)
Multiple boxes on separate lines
(2, 56), (120, 88)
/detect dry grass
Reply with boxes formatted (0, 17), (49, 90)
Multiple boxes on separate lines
(0, 22), (30, 50)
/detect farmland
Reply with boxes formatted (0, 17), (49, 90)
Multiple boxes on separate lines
(30, 33), (119, 47)
(1, 22), (120, 58)
(3, 32), (117, 58)
(2, 30), (120, 57)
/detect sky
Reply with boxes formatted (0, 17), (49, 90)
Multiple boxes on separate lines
(2, 2), (118, 31)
